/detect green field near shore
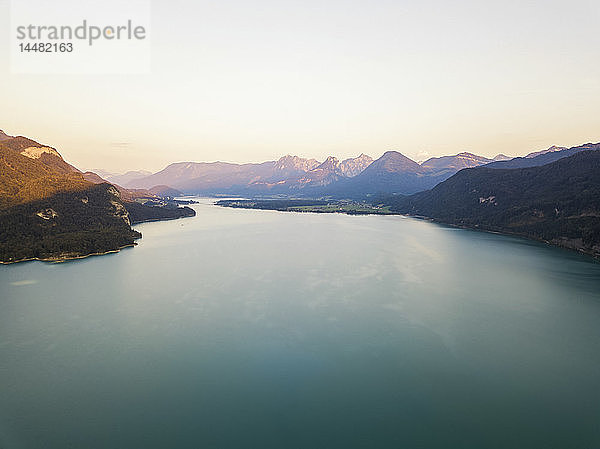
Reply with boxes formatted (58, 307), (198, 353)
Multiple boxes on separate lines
(289, 203), (393, 214)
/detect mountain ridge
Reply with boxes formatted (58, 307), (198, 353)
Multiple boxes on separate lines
(486, 143), (600, 169)
(127, 143), (599, 197)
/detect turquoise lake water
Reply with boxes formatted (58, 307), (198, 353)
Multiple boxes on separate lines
(1, 199), (599, 448)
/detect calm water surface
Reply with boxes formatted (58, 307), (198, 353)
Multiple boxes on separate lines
(1, 199), (600, 448)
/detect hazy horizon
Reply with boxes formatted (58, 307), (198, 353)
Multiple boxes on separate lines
(84, 139), (596, 175)
(1, 0), (599, 172)
(2, 124), (598, 175)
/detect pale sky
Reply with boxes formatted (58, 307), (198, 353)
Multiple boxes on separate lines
(1, 0), (599, 172)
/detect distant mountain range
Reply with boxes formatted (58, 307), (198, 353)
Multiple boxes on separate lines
(125, 144), (594, 198)
(125, 153), (373, 194)
(524, 145), (567, 159)
(319, 151), (498, 197)
(486, 143), (600, 169)
(125, 150), (508, 196)
(106, 170), (153, 187)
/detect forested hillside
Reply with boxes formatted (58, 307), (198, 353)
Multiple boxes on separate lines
(384, 151), (600, 257)
(0, 133), (194, 263)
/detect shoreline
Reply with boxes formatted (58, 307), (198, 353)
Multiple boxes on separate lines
(129, 214), (195, 225)
(217, 203), (600, 261)
(0, 243), (138, 265)
(1, 207), (196, 265)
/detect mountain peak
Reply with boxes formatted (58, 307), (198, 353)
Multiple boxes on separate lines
(381, 150), (403, 157)
(274, 155), (320, 172)
(525, 145), (567, 159)
(287, 155), (343, 187)
(317, 156), (340, 170)
(421, 152), (491, 173)
(368, 151), (421, 173)
(339, 154), (373, 177)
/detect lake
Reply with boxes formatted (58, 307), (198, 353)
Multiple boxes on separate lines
(1, 198), (599, 448)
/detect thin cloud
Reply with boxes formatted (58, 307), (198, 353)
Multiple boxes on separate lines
(109, 142), (132, 151)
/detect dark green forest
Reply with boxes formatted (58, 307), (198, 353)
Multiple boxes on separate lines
(0, 184), (141, 262)
(125, 201), (196, 224)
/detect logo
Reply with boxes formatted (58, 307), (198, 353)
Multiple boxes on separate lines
(10, 0), (151, 74)
(16, 20), (147, 46)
